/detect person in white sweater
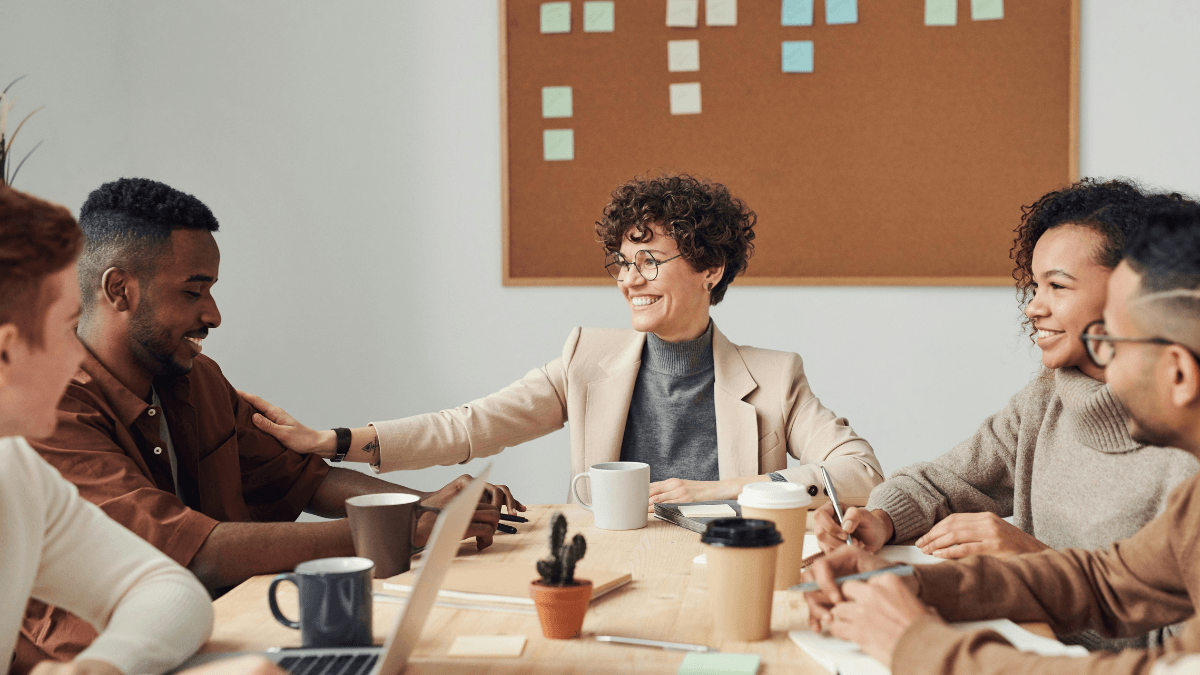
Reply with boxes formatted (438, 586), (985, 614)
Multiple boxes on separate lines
(0, 185), (213, 675)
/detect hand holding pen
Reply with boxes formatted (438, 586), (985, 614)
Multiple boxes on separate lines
(819, 466), (854, 547)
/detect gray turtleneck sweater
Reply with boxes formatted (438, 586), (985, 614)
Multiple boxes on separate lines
(867, 366), (1199, 652)
(619, 323), (718, 483)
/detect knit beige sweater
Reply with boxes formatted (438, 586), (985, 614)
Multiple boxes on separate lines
(867, 367), (1199, 650)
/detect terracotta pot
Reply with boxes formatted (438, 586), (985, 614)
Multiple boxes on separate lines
(529, 579), (593, 639)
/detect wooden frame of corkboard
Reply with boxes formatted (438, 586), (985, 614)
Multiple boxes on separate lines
(500, 0), (1080, 286)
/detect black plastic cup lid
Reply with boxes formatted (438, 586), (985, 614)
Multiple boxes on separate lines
(700, 518), (783, 548)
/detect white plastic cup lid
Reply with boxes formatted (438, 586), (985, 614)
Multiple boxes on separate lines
(737, 482), (812, 509)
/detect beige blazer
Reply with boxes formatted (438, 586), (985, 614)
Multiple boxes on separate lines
(372, 324), (884, 500)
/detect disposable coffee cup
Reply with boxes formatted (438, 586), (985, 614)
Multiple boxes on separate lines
(737, 482), (812, 589)
(345, 493), (441, 578)
(571, 461), (650, 530)
(701, 518), (782, 642)
(268, 557), (374, 648)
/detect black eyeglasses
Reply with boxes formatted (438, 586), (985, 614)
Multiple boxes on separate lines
(1080, 320), (1175, 368)
(604, 250), (682, 282)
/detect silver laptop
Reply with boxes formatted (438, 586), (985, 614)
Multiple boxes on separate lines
(176, 463), (493, 675)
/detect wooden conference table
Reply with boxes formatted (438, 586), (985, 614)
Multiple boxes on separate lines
(204, 504), (1052, 673)
(204, 504), (835, 673)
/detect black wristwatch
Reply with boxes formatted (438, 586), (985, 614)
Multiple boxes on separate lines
(331, 427), (352, 462)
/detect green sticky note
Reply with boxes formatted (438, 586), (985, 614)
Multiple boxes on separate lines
(677, 652), (761, 675)
(583, 1), (615, 32)
(971, 0), (1003, 20)
(925, 0), (957, 25)
(782, 41), (814, 73)
(782, 0), (813, 26)
(540, 2), (571, 33)
(543, 129), (574, 161)
(542, 86), (573, 118)
(824, 0), (857, 25)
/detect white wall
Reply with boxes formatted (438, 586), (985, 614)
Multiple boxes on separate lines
(3, 0), (1198, 506)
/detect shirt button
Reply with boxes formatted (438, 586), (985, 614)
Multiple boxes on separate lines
(148, 408), (157, 417)
(154, 447), (163, 455)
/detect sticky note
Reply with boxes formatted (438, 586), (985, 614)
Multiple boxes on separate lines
(543, 129), (574, 161)
(669, 82), (701, 115)
(448, 635), (527, 658)
(542, 86), (573, 118)
(706, 0), (737, 26)
(677, 652), (761, 675)
(782, 0), (814, 26)
(667, 40), (700, 72)
(584, 1), (615, 31)
(666, 0), (699, 27)
(782, 41), (814, 73)
(540, 2), (571, 33)
(679, 504), (737, 518)
(971, 0), (1003, 20)
(925, 0), (957, 25)
(825, 0), (857, 24)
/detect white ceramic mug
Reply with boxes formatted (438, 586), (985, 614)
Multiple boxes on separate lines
(571, 461), (650, 530)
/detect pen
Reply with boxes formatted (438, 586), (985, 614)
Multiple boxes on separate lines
(820, 466), (854, 547)
(497, 523), (517, 534)
(499, 513), (528, 523)
(790, 564), (915, 593)
(595, 635), (717, 653)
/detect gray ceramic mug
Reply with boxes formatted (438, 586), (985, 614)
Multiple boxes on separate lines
(345, 493), (442, 578)
(268, 557), (374, 648)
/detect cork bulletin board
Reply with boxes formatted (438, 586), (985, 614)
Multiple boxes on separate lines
(500, 0), (1079, 285)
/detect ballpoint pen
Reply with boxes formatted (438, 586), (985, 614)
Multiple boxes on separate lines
(819, 466), (854, 547)
(595, 635), (717, 653)
(790, 564), (915, 593)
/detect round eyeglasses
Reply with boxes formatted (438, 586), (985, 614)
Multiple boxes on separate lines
(1080, 320), (1175, 368)
(604, 250), (682, 282)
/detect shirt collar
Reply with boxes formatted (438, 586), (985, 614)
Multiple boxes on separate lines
(78, 350), (157, 428)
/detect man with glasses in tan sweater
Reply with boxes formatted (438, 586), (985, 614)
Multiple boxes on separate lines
(803, 198), (1200, 674)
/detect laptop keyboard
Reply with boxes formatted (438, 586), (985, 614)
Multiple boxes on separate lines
(277, 654), (378, 675)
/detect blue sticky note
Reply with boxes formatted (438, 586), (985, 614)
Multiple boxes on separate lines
(925, 0), (957, 25)
(825, 0), (857, 24)
(782, 41), (814, 73)
(540, 2), (571, 33)
(543, 129), (574, 161)
(782, 0), (814, 26)
(677, 652), (761, 675)
(542, 86), (573, 118)
(583, 1), (615, 32)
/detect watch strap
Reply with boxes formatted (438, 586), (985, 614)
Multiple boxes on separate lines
(332, 427), (352, 462)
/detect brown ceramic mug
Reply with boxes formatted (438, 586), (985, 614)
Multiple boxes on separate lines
(345, 493), (441, 578)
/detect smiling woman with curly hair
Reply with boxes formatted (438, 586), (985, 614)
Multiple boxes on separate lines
(813, 178), (1198, 652)
(241, 173), (885, 514)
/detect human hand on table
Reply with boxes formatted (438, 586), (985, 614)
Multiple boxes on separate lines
(813, 503), (894, 553)
(418, 474), (526, 550)
(915, 512), (1049, 559)
(802, 545), (918, 630)
(827, 573), (943, 666)
(646, 477), (738, 512)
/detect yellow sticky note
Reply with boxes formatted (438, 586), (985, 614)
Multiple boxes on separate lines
(666, 0), (699, 27)
(669, 82), (701, 115)
(925, 0), (957, 26)
(668, 40), (700, 72)
(583, 1), (615, 31)
(971, 0), (1003, 21)
(447, 635), (527, 658)
(540, 2), (571, 33)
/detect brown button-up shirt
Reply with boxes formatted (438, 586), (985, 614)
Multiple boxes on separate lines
(17, 351), (330, 669)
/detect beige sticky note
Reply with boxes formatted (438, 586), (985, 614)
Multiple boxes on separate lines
(679, 504), (736, 518)
(706, 0), (737, 26)
(447, 635), (527, 658)
(666, 0), (699, 27)
(667, 40), (700, 72)
(668, 82), (701, 115)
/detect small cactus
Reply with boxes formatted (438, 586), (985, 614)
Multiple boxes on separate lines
(536, 512), (588, 586)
